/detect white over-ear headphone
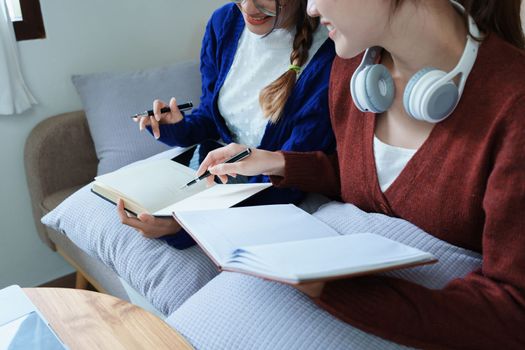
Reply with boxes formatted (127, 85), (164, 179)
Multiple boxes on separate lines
(350, 0), (481, 123)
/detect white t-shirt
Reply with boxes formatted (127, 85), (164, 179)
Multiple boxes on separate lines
(373, 135), (417, 192)
(218, 26), (328, 147)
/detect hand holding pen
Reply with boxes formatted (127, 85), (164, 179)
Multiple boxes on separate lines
(195, 143), (286, 186)
(132, 98), (193, 139)
(181, 147), (252, 188)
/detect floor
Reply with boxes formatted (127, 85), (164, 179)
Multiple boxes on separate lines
(39, 273), (96, 291)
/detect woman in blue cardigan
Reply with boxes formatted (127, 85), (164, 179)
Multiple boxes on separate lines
(118, 0), (336, 241)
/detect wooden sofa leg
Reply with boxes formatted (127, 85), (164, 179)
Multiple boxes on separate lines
(75, 271), (89, 290)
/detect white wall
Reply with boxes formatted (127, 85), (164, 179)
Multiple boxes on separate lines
(0, 0), (224, 288)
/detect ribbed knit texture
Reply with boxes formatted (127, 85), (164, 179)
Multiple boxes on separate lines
(273, 34), (525, 349)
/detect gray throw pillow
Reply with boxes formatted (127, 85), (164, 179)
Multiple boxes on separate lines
(72, 60), (201, 175)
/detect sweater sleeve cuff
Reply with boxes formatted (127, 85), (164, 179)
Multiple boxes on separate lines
(146, 118), (193, 147)
(270, 151), (329, 190)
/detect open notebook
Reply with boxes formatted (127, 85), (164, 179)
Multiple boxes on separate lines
(173, 204), (437, 285)
(92, 158), (271, 217)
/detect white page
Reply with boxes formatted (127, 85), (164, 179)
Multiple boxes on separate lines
(0, 286), (66, 349)
(0, 286), (34, 327)
(174, 204), (339, 265)
(94, 159), (206, 213)
(225, 233), (435, 283)
(155, 183), (271, 216)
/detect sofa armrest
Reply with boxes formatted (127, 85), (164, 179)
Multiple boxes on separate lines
(24, 111), (98, 249)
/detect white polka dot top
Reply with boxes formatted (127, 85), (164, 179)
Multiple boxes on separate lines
(218, 26), (327, 147)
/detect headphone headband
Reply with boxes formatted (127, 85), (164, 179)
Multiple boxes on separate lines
(350, 0), (481, 123)
(426, 1), (480, 108)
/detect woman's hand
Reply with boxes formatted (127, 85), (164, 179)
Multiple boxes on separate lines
(117, 199), (182, 238)
(134, 97), (184, 139)
(197, 143), (286, 185)
(294, 282), (325, 298)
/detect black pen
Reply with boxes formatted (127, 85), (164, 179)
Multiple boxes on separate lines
(181, 148), (252, 189)
(131, 102), (193, 119)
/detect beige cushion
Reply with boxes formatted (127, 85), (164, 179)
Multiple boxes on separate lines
(41, 185), (84, 214)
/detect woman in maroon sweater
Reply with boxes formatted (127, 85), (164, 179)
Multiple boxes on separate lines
(198, 0), (525, 348)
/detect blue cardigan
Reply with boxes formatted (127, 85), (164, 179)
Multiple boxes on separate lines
(157, 4), (336, 248)
(157, 4), (335, 156)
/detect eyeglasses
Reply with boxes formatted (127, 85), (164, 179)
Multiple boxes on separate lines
(232, 0), (278, 17)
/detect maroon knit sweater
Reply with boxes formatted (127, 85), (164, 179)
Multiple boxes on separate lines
(272, 34), (525, 349)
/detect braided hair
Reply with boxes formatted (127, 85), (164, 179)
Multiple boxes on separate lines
(259, 0), (320, 123)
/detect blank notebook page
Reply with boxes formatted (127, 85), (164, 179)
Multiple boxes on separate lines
(174, 204), (339, 263)
(226, 233), (435, 282)
(94, 159), (204, 212)
(158, 183), (271, 215)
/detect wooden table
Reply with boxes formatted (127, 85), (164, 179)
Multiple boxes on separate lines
(23, 288), (193, 350)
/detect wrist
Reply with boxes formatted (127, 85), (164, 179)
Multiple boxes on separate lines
(166, 113), (184, 124)
(266, 151), (285, 177)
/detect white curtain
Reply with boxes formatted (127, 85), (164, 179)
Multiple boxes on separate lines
(0, 0), (36, 115)
(521, 2), (525, 34)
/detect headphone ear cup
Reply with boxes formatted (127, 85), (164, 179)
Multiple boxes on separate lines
(403, 67), (436, 119)
(352, 64), (394, 113)
(404, 68), (459, 122)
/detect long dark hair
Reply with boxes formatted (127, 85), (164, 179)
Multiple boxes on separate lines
(461, 0), (524, 49)
(394, 0), (524, 49)
(259, 0), (320, 123)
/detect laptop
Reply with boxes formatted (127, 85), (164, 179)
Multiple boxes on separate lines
(0, 285), (67, 350)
